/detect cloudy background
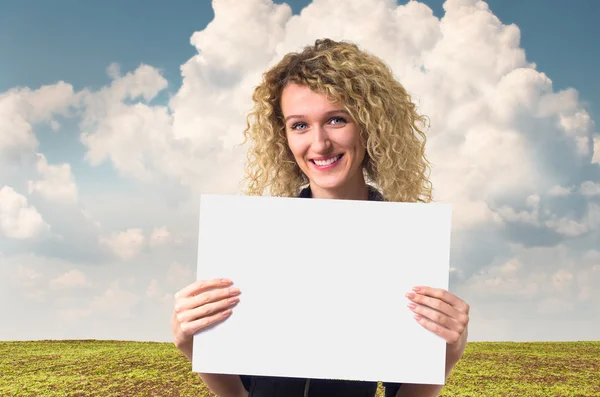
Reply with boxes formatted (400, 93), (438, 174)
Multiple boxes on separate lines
(1, 0), (599, 343)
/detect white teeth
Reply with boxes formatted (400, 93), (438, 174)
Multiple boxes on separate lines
(314, 155), (340, 166)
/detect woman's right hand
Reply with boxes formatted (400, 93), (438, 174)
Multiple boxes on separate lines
(171, 278), (241, 353)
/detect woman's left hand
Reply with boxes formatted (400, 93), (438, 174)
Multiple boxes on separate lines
(405, 286), (470, 364)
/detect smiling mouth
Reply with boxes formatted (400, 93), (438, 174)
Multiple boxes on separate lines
(310, 154), (343, 167)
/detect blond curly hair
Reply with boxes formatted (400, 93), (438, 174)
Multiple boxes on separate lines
(240, 38), (432, 203)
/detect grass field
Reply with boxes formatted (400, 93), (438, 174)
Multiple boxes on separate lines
(1, 340), (598, 396)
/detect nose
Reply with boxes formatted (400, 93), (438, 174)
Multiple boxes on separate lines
(311, 125), (332, 153)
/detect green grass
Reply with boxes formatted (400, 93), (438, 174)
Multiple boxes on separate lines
(1, 340), (599, 396)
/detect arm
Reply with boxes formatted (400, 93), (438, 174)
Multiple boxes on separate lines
(396, 286), (470, 397)
(172, 327), (248, 397)
(395, 342), (464, 397)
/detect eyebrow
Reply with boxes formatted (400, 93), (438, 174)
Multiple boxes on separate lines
(284, 109), (350, 123)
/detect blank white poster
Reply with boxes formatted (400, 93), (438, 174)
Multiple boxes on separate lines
(192, 193), (452, 385)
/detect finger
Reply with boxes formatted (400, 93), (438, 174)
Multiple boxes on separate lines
(413, 314), (462, 345)
(180, 308), (234, 335)
(178, 295), (240, 324)
(411, 286), (470, 314)
(175, 286), (241, 313)
(407, 302), (466, 335)
(175, 278), (232, 300)
(406, 292), (464, 323)
(180, 287), (240, 310)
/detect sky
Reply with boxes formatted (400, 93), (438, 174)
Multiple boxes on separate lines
(1, 0), (599, 343)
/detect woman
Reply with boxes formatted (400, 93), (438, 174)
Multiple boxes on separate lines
(172, 38), (470, 397)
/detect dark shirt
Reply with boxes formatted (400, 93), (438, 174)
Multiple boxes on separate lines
(240, 375), (401, 397)
(239, 185), (401, 397)
(297, 184), (385, 201)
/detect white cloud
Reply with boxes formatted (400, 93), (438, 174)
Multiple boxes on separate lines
(0, 82), (78, 165)
(496, 195), (540, 226)
(545, 217), (589, 237)
(538, 297), (573, 315)
(1, 0), (599, 343)
(50, 120), (60, 131)
(98, 226), (182, 260)
(551, 269), (573, 293)
(81, 64), (167, 118)
(106, 63), (121, 80)
(0, 109), (36, 163)
(161, 293), (174, 305)
(90, 280), (140, 319)
(465, 257), (542, 300)
(575, 257), (600, 304)
(499, 258), (520, 277)
(492, 191), (599, 238)
(25, 81), (78, 122)
(457, 243), (600, 326)
(57, 308), (92, 321)
(78, 65), (189, 185)
(545, 203), (600, 237)
(81, 209), (102, 229)
(593, 136), (600, 164)
(9, 264), (46, 301)
(166, 261), (194, 291)
(146, 261), (197, 301)
(50, 269), (91, 289)
(149, 226), (173, 247)
(0, 186), (50, 239)
(27, 153), (78, 203)
(580, 181), (600, 197)
(99, 228), (146, 260)
(450, 200), (502, 230)
(547, 185), (572, 197)
(146, 279), (158, 298)
(81, 101), (176, 182)
(77, 1), (294, 194)
(11, 264), (43, 288)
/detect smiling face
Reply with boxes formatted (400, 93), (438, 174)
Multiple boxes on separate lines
(281, 83), (367, 199)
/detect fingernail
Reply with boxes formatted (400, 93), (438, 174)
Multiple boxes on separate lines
(405, 292), (415, 299)
(414, 314), (422, 320)
(222, 279), (231, 285)
(229, 297), (240, 304)
(229, 287), (240, 295)
(412, 287), (421, 292)
(407, 303), (416, 310)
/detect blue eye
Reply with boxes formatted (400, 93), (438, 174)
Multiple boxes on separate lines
(291, 122), (307, 131)
(290, 116), (347, 131)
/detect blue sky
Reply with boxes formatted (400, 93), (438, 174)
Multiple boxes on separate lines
(2, 0), (598, 196)
(2, 0), (598, 121)
(1, 0), (599, 343)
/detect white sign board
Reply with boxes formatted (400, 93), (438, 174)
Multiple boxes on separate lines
(193, 194), (452, 385)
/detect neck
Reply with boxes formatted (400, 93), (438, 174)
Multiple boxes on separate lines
(309, 174), (369, 201)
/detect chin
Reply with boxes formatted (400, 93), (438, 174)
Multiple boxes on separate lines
(308, 176), (348, 190)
